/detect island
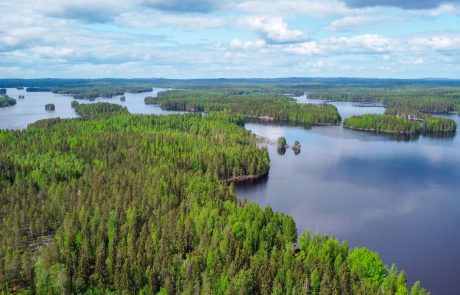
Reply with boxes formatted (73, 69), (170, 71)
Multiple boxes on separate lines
(18, 95), (25, 99)
(344, 114), (422, 134)
(45, 103), (55, 111)
(74, 102), (128, 118)
(0, 96), (17, 107)
(144, 96), (156, 104)
(423, 117), (457, 133)
(0, 88), (6, 95)
(344, 114), (456, 135)
(292, 140), (301, 154)
(70, 100), (79, 108)
(145, 89), (342, 126)
(120, 95), (126, 101)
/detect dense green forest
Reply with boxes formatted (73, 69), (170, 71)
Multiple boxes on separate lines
(343, 114), (457, 134)
(0, 106), (427, 294)
(0, 96), (16, 107)
(308, 87), (460, 116)
(26, 85), (152, 100)
(423, 117), (457, 133)
(145, 90), (341, 126)
(74, 102), (128, 118)
(343, 114), (423, 134)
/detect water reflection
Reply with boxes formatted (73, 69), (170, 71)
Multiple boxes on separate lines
(236, 102), (460, 295)
(0, 88), (169, 129)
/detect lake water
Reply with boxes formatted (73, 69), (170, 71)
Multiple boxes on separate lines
(0, 88), (171, 129)
(236, 96), (460, 295)
(1, 89), (459, 294)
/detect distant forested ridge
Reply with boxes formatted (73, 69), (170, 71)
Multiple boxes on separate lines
(0, 96), (16, 107)
(2, 78), (460, 116)
(0, 108), (427, 294)
(146, 90), (341, 126)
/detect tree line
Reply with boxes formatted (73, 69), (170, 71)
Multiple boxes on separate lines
(145, 90), (342, 126)
(344, 114), (456, 134)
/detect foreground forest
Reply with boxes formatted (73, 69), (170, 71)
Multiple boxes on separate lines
(0, 104), (428, 294)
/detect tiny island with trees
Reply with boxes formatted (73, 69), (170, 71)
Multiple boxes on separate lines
(44, 103), (55, 111)
(0, 95), (16, 107)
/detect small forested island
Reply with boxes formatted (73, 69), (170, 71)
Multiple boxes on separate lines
(292, 140), (301, 154)
(423, 117), (457, 133)
(344, 114), (456, 135)
(0, 96), (16, 107)
(144, 96), (156, 104)
(74, 102), (128, 118)
(0, 88), (6, 95)
(0, 104), (427, 294)
(45, 103), (55, 111)
(344, 114), (422, 134)
(145, 90), (342, 126)
(70, 100), (79, 108)
(18, 95), (25, 99)
(120, 95), (126, 101)
(277, 136), (287, 148)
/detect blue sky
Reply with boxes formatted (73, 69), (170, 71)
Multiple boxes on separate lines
(1, 0), (460, 78)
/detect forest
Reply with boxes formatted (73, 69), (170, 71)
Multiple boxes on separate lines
(0, 105), (428, 294)
(0, 96), (16, 108)
(145, 90), (341, 126)
(74, 102), (129, 118)
(423, 117), (457, 133)
(343, 114), (457, 134)
(343, 114), (423, 134)
(26, 85), (152, 100)
(3, 78), (460, 118)
(308, 87), (460, 116)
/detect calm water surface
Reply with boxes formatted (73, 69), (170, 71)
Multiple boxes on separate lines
(0, 88), (170, 129)
(1, 90), (459, 294)
(236, 96), (460, 295)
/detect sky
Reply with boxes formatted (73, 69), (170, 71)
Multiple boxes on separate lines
(1, 0), (460, 78)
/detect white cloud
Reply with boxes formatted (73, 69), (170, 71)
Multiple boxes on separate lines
(410, 34), (460, 51)
(229, 39), (266, 50)
(411, 3), (460, 17)
(234, 0), (355, 18)
(239, 16), (304, 43)
(284, 34), (395, 55)
(327, 16), (369, 31)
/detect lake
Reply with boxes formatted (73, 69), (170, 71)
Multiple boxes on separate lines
(1, 89), (459, 294)
(0, 88), (172, 129)
(236, 96), (460, 295)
